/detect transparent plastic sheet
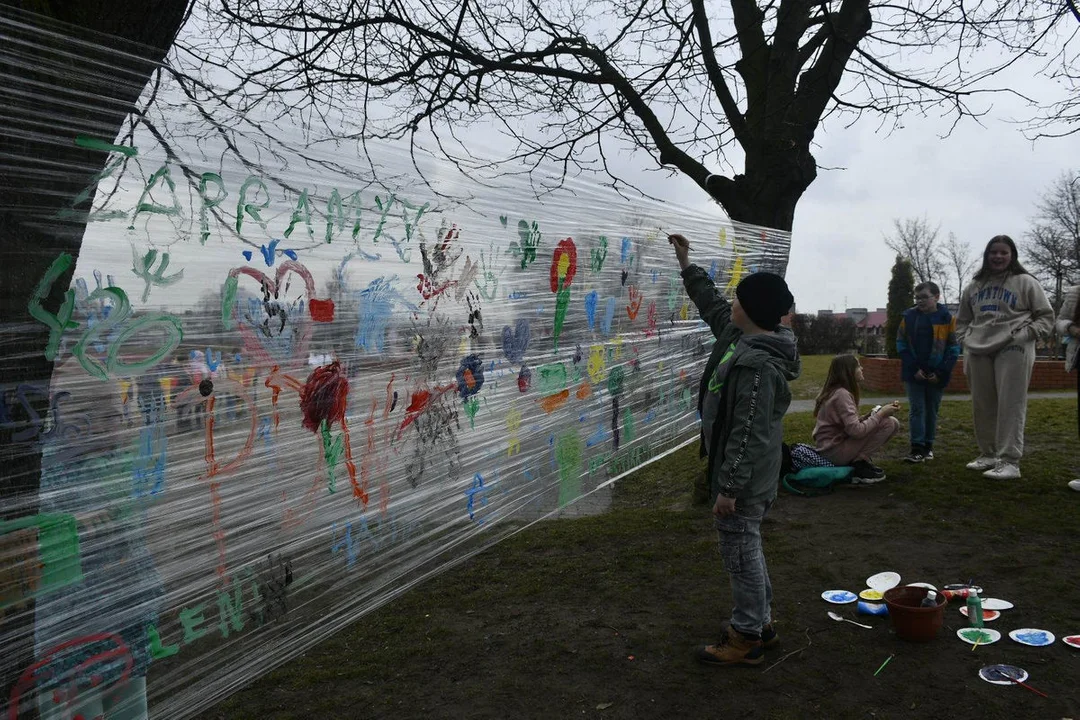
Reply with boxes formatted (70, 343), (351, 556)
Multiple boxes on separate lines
(0, 9), (791, 719)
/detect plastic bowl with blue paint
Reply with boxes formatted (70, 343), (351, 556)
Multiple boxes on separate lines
(1009, 628), (1055, 647)
(821, 590), (858, 604)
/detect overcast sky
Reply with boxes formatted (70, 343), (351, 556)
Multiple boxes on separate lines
(783, 113), (1077, 314)
(626, 82), (1080, 315)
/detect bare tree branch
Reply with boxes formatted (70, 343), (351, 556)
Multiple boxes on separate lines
(177, 0), (1078, 229)
(884, 216), (946, 295)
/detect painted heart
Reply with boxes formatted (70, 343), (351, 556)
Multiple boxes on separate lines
(501, 318), (531, 364)
(228, 261), (318, 366)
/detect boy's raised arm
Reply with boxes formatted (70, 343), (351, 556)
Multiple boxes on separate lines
(670, 233), (731, 340)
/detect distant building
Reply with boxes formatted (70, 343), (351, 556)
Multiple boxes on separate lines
(817, 307), (889, 353)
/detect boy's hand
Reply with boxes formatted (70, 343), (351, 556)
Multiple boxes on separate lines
(713, 494), (736, 516)
(668, 234), (691, 270)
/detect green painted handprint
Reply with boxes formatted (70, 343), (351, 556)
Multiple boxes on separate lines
(590, 236), (608, 273)
(509, 219), (541, 269)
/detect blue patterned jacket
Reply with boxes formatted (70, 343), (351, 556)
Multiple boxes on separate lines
(896, 304), (961, 386)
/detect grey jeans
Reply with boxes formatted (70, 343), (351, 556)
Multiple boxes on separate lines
(715, 498), (773, 637)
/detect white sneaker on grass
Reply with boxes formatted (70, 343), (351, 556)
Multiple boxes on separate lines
(1068, 479), (1080, 492)
(983, 463), (1021, 480)
(966, 456), (997, 471)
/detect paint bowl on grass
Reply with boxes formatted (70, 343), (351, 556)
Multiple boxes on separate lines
(883, 586), (948, 642)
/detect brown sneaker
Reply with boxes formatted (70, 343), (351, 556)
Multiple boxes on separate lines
(720, 621), (779, 650)
(697, 626), (765, 666)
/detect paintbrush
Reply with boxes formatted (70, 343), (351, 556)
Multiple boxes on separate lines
(873, 654), (893, 676)
(994, 669), (1049, 698)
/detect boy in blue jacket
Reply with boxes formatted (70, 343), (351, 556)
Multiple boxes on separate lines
(897, 281), (961, 462)
(669, 233), (800, 667)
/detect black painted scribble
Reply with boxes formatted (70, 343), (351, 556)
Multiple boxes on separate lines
(466, 292), (483, 339)
(258, 281), (289, 337)
(413, 315), (456, 375)
(416, 224), (463, 307)
(247, 553), (293, 626)
(611, 396), (621, 451)
(403, 398), (460, 488)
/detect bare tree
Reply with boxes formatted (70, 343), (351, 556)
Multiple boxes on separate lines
(1028, 6), (1080, 140)
(1024, 221), (1077, 360)
(1032, 171), (1080, 267)
(884, 216), (946, 296)
(187, 0), (1077, 232)
(939, 232), (977, 305)
(1025, 223), (1077, 310)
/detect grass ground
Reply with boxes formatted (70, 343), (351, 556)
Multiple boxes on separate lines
(196, 399), (1080, 720)
(787, 354), (832, 400)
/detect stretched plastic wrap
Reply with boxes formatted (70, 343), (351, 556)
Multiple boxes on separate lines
(0, 8), (791, 719)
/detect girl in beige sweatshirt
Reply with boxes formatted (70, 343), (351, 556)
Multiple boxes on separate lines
(956, 235), (1053, 480)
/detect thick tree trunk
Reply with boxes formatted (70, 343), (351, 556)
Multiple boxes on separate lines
(0, 1), (189, 713)
(706, 139), (816, 232)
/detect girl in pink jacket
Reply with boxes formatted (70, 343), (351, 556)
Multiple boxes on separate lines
(813, 355), (901, 482)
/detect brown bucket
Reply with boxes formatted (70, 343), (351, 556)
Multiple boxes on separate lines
(883, 586), (948, 642)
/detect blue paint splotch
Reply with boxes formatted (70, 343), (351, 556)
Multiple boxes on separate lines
(356, 276), (396, 353)
(501, 318), (530, 364)
(584, 290), (598, 330)
(132, 379), (168, 497)
(466, 473), (489, 523)
(1013, 630), (1052, 646)
(585, 423), (610, 448)
(601, 297), (616, 336)
(823, 590), (857, 603)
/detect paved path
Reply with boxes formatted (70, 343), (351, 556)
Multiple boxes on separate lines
(786, 390), (1073, 415)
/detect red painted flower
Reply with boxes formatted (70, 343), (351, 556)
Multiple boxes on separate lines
(300, 361), (349, 432)
(549, 238), (578, 292)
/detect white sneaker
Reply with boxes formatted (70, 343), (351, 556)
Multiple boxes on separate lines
(1068, 479), (1080, 492)
(925, 450), (934, 461)
(983, 463), (1021, 480)
(966, 456), (997, 471)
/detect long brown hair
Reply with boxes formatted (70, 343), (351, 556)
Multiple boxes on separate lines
(972, 235), (1030, 282)
(814, 354), (861, 416)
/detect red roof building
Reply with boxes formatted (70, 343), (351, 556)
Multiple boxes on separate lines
(817, 307), (889, 353)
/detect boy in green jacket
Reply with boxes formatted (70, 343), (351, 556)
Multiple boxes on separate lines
(669, 233), (800, 666)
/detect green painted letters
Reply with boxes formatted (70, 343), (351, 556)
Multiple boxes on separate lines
(236, 176), (271, 234)
(180, 602), (210, 644)
(28, 253), (78, 361)
(198, 173), (228, 245)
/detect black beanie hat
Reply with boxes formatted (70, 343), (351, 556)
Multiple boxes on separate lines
(735, 272), (794, 330)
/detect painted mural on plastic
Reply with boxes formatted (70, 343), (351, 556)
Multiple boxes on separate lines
(0, 15), (791, 720)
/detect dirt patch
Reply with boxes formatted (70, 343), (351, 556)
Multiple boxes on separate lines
(199, 481), (1080, 720)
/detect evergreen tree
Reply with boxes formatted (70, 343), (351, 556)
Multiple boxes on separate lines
(885, 255), (915, 359)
